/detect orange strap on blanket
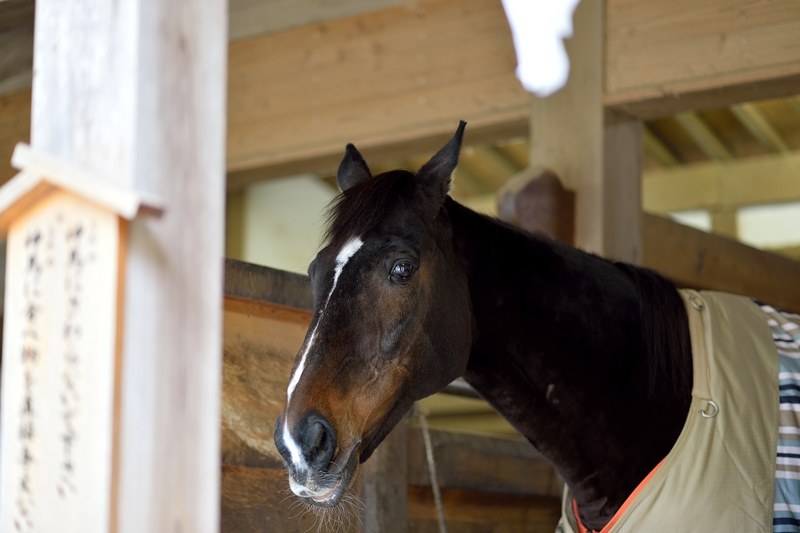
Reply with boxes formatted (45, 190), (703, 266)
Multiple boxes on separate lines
(573, 458), (665, 533)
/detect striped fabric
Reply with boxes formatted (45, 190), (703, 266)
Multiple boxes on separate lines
(756, 302), (800, 532)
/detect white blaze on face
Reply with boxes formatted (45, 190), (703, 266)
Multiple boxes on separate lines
(283, 236), (364, 478)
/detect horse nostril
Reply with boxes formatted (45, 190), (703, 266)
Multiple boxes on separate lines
(300, 413), (337, 470)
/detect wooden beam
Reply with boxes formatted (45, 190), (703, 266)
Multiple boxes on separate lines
(643, 151), (800, 214)
(730, 102), (792, 153)
(359, 419), (408, 533)
(603, 110), (644, 264)
(406, 427), (561, 497)
(226, 0), (530, 188)
(710, 207), (739, 239)
(643, 213), (800, 313)
(529, 0), (605, 256)
(408, 487), (561, 533)
(606, 0), (800, 118)
(458, 146), (520, 191)
(229, 0), (410, 41)
(29, 1), (228, 532)
(674, 111), (734, 161)
(643, 125), (679, 167)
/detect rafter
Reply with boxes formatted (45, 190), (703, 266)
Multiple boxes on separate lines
(730, 102), (791, 153)
(458, 146), (521, 191)
(642, 125), (679, 167)
(674, 111), (734, 161)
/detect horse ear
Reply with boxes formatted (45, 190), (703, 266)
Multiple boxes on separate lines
(417, 120), (466, 205)
(337, 144), (373, 192)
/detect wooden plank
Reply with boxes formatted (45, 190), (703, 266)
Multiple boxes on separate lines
(406, 427), (562, 498)
(359, 418), (409, 533)
(674, 111), (734, 161)
(28, 1), (228, 533)
(602, 109), (643, 264)
(606, 0), (800, 118)
(226, 0), (530, 186)
(642, 151), (800, 214)
(730, 103), (792, 154)
(229, 0), (411, 41)
(221, 298), (311, 468)
(407, 486), (562, 533)
(642, 213), (800, 313)
(221, 466), (360, 533)
(224, 258), (313, 310)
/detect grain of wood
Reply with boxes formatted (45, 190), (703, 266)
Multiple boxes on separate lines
(226, 0), (529, 180)
(408, 486), (562, 533)
(605, 0), (800, 115)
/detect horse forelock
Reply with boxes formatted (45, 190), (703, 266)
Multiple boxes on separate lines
(323, 169), (416, 251)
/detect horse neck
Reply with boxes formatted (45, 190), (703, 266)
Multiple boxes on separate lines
(445, 198), (689, 530)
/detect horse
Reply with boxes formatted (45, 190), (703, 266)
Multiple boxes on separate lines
(274, 122), (798, 532)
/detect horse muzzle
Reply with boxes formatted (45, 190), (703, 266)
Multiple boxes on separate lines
(274, 412), (361, 506)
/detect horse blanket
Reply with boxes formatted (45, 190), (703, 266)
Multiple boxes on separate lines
(558, 290), (800, 533)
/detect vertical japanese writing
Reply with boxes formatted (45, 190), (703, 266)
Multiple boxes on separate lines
(15, 227), (43, 533)
(57, 217), (96, 499)
(2, 195), (118, 533)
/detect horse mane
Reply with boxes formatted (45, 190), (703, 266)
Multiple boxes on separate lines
(615, 262), (692, 404)
(324, 169), (415, 250)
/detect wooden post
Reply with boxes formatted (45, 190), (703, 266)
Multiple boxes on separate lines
(18, 1), (228, 532)
(603, 109), (643, 264)
(528, 0), (643, 263)
(359, 417), (409, 533)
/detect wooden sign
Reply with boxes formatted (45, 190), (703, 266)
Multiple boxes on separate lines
(0, 144), (161, 533)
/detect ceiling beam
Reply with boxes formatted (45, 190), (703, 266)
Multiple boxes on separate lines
(673, 111), (734, 161)
(643, 151), (800, 214)
(606, 0), (800, 119)
(730, 102), (792, 153)
(229, 0), (411, 41)
(642, 125), (679, 167)
(458, 146), (521, 191)
(225, 0), (530, 188)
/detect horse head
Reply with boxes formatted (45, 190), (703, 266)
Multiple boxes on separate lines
(274, 122), (473, 506)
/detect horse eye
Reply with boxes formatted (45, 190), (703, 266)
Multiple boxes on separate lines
(390, 261), (415, 281)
